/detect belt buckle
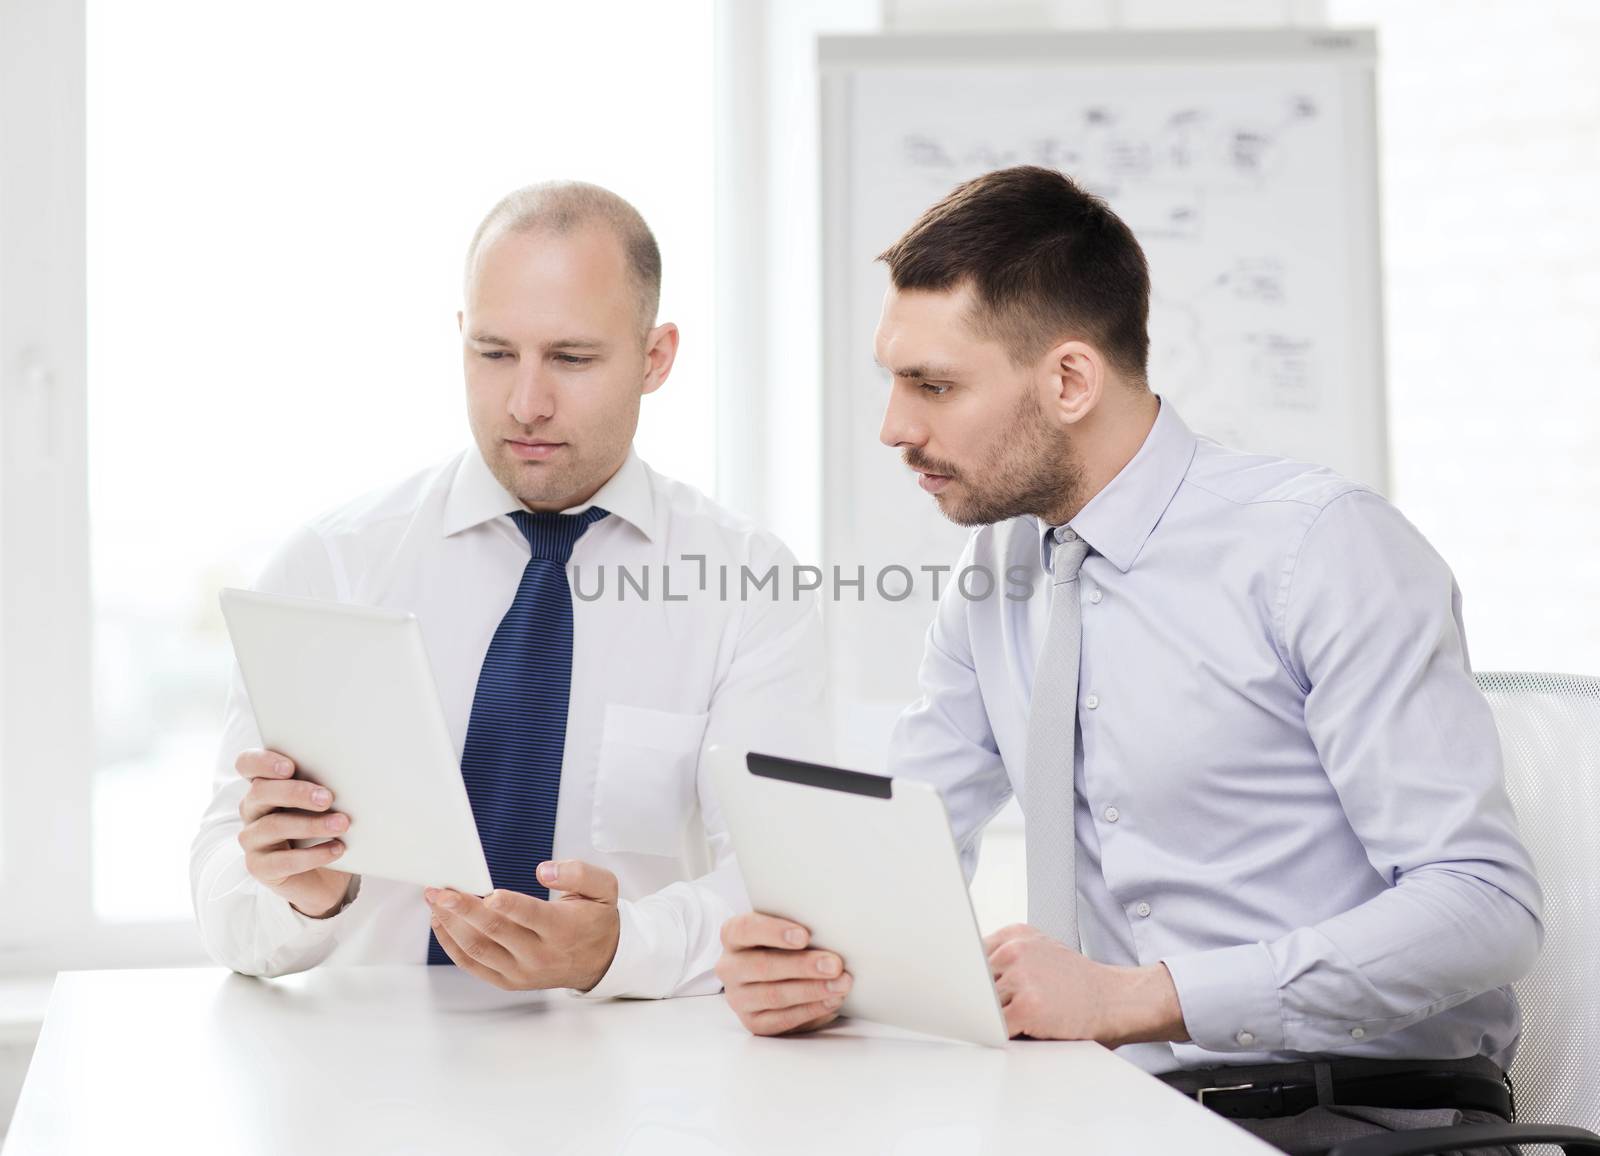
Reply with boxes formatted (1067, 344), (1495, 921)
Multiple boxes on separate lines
(1195, 1082), (1255, 1108)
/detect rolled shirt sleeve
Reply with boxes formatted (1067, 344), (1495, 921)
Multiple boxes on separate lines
(1163, 490), (1543, 1054)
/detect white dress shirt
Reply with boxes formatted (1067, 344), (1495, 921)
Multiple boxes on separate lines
(890, 399), (1543, 1074)
(192, 446), (827, 998)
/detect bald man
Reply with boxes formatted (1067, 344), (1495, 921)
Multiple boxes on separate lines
(192, 182), (826, 998)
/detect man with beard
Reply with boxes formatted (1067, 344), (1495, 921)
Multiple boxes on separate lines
(714, 166), (1540, 1155)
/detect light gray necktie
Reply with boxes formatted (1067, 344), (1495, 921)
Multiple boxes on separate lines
(1025, 526), (1090, 946)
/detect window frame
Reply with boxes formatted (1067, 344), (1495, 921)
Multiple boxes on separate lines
(0, 0), (151, 974)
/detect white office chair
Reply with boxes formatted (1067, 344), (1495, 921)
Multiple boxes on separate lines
(1484, 672), (1600, 1128)
(1330, 672), (1600, 1156)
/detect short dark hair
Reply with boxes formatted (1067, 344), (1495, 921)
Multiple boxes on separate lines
(877, 166), (1150, 383)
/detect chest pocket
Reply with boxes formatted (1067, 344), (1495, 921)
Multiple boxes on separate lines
(591, 703), (710, 858)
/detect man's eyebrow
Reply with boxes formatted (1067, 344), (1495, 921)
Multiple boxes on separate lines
(891, 363), (959, 380)
(872, 353), (958, 380)
(466, 333), (609, 352)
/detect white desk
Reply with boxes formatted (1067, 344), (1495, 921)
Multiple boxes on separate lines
(4, 967), (1274, 1154)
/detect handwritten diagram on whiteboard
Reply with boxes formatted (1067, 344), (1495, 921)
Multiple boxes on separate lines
(821, 35), (1384, 726)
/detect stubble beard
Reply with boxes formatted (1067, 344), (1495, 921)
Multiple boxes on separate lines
(928, 389), (1083, 528)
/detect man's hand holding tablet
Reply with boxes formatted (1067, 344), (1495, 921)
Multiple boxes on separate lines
(234, 747), (354, 919)
(708, 748), (1008, 1047)
(234, 739), (627, 988)
(716, 913), (853, 1036)
(222, 589), (628, 991)
(706, 747), (1186, 1046)
(719, 910), (1189, 1044)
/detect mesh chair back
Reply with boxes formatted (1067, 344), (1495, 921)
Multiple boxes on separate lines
(1476, 672), (1600, 1128)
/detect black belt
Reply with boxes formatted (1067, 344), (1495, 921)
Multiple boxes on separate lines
(1165, 1063), (1512, 1121)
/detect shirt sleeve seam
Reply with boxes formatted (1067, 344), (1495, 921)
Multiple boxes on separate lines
(1271, 487), (1367, 691)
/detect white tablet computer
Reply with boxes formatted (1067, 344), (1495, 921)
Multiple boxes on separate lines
(709, 744), (1008, 1048)
(219, 588), (493, 896)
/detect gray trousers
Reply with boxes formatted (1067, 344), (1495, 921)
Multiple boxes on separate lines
(1158, 1056), (1516, 1156)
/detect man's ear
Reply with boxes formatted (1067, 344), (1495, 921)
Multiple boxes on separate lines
(1042, 338), (1104, 427)
(641, 322), (680, 396)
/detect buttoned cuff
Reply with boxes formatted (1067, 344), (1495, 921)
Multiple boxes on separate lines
(571, 899), (656, 1001)
(1161, 942), (1284, 1053)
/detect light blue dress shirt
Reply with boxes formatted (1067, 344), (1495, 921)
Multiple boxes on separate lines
(888, 398), (1543, 1074)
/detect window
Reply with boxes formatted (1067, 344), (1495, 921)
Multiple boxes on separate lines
(85, 0), (716, 928)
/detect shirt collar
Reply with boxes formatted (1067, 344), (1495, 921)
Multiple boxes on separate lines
(1039, 397), (1197, 574)
(442, 445), (659, 542)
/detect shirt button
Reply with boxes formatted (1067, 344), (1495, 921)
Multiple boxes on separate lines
(1088, 589), (1103, 604)
(1085, 694), (1100, 710)
(1236, 1030), (1255, 1047)
(1135, 901), (1151, 918)
(1104, 806), (1120, 823)
(1350, 1027), (1366, 1040)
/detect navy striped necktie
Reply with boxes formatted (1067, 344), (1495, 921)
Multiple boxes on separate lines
(428, 505), (609, 965)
